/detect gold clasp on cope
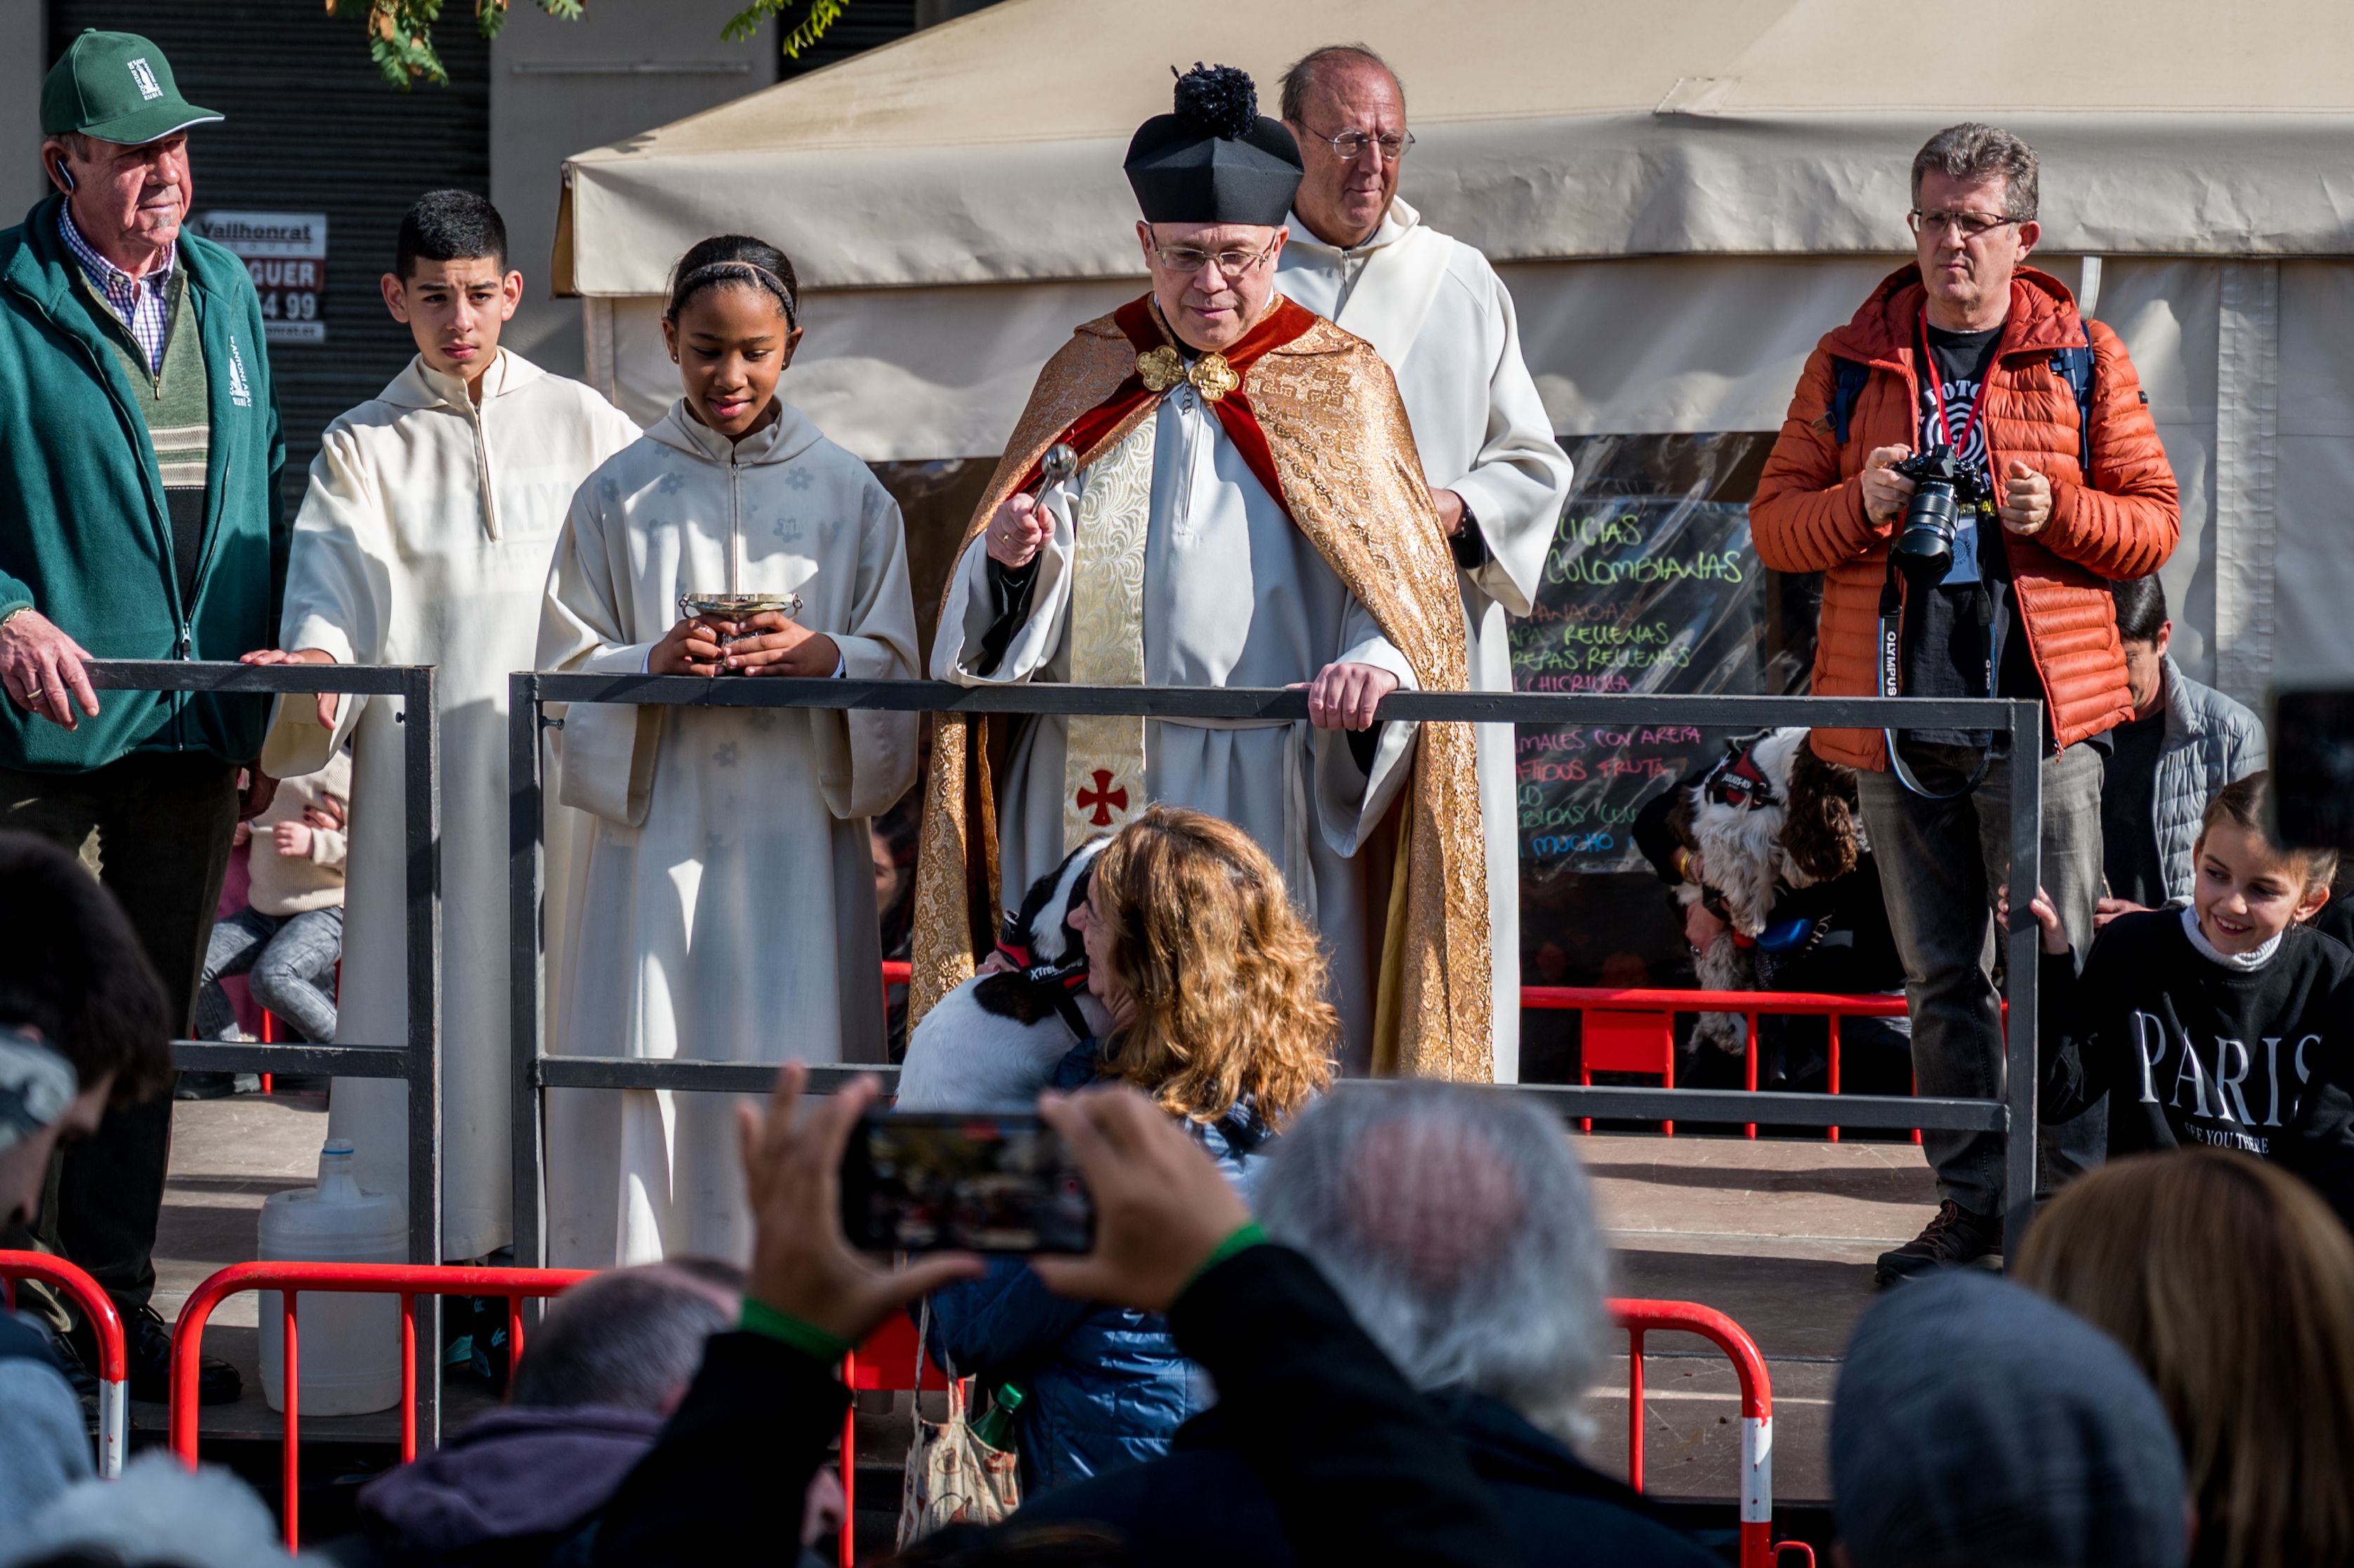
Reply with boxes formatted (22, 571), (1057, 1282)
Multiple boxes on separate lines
(1136, 345), (1240, 402)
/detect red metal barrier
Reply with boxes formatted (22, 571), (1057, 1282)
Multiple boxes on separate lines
(1614, 1298), (1774, 1568)
(838, 1296), (1777, 1568)
(1526, 986), (1920, 1142)
(0, 1250), (128, 1478)
(889, 966), (1921, 1142)
(837, 1310), (948, 1564)
(170, 1260), (592, 1548)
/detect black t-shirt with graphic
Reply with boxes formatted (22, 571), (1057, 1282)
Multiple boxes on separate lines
(2039, 911), (2354, 1227)
(1895, 322), (2045, 748)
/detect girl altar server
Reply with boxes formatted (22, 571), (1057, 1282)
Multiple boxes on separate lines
(539, 235), (920, 1265)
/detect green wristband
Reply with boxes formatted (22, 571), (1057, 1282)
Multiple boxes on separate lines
(1182, 1220), (1268, 1296)
(739, 1296), (857, 1362)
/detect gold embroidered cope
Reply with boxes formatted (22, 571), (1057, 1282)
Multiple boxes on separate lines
(909, 304), (1492, 1080)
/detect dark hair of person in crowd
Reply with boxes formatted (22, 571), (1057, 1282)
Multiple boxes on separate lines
(1256, 1081), (1611, 1441)
(1832, 1270), (2187, 1568)
(664, 233), (799, 327)
(2112, 574), (2169, 645)
(393, 188), (508, 281)
(1086, 806), (1336, 1128)
(0, 831), (172, 1102)
(2017, 1150), (2354, 1568)
(2202, 771), (2338, 898)
(506, 1260), (743, 1413)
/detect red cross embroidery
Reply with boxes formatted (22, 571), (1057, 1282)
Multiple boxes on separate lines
(1075, 769), (1129, 827)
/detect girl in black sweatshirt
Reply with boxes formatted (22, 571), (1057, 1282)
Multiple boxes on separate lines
(2025, 772), (2354, 1227)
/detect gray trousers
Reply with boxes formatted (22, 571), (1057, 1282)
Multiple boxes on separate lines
(196, 905), (343, 1045)
(1855, 739), (2108, 1216)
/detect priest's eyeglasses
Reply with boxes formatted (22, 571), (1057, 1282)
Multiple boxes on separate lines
(1303, 128), (1416, 163)
(1907, 208), (2022, 240)
(1150, 241), (1280, 277)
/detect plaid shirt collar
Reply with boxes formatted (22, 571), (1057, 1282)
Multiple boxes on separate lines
(58, 204), (177, 375)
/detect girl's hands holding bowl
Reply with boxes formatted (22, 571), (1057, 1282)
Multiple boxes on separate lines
(650, 615), (729, 676)
(725, 611), (839, 678)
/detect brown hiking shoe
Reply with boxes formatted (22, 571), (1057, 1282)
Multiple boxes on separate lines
(1874, 1200), (2004, 1286)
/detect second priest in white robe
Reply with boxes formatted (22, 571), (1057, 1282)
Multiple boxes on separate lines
(1280, 195), (1574, 1082)
(539, 398), (919, 1267)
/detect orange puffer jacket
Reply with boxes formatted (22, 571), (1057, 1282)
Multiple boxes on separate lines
(1751, 265), (2179, 770)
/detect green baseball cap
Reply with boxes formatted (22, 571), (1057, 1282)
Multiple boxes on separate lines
(41, 29), (223, 145)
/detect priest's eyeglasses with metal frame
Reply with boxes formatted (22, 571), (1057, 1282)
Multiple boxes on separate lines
(1907, 208), (2023, 240)
(1149, 241), (1280, 278)
(1300, 128), (1417, 164)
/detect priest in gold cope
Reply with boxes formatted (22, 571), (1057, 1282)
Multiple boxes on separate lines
(913, 64), (1490, 1079)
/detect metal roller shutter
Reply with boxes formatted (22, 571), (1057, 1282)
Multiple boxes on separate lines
(48, 1), (489, 510)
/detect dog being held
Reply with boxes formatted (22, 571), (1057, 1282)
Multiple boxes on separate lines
(894, 838), (1113, 1112)
(1672, 728), (1864, 1052)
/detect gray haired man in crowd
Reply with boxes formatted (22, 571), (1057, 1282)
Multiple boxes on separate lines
(1013, 1082), (1718, 1566)
(1275, 45), (1576, 1083)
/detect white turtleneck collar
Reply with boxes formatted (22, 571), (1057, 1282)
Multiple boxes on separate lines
(2180, 903), (2284, 971)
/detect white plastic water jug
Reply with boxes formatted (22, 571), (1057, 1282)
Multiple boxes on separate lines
(258, 1139), (405, 1415)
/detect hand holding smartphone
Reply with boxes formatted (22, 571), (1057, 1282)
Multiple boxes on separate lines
(840, 1112), (1095, 1254)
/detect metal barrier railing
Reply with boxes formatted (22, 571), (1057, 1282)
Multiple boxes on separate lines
(169, 1260), (590, 1547)
(838, 1294), (1780, 1568)
(508, 676), (2047, 1263)
(84, 661), (447, 1441)
(1616, 1298), (1775, 1568)
(0, 1249), (129, 1477)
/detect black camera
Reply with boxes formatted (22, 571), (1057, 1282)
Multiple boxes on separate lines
(1888, 444), (1991, 583)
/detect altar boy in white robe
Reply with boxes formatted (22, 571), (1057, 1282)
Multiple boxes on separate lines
(1275, 45), (1576, 1083)
(244, 191), (641, 1261)
(539, 234), (919, 1267)
(914, 66), (1491, 1078)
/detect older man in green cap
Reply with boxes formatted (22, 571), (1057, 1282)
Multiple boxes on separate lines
(0, 29), (286, 1406)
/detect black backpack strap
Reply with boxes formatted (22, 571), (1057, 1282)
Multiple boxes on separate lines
(2047, 320), (2100, 478)
(1830, 356), (1872, 447)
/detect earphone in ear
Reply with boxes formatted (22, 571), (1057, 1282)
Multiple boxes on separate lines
(51, 160), (75, 192)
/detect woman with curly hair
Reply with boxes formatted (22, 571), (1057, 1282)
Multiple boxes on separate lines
(929, 805), (1336, 1494)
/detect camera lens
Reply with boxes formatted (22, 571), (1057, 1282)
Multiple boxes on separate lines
(1893, 482), (1959, 581)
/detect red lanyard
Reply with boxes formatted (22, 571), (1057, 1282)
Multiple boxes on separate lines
(1918, 309), (1996, 457)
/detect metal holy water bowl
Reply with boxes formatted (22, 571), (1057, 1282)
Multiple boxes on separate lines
(677, 591), (804, 622)
(677, 593), (806, 676)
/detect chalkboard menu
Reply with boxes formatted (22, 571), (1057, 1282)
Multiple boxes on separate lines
(1512, 495), (1758, 879)
(1511, 433), (1812, 1054)
(1513, 435), (1779, 887)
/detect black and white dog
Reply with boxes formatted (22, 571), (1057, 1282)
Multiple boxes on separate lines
(894, 838), (1113, 1111)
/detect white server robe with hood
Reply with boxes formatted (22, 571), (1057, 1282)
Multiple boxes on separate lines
(538, 399), (919, 1267)
(262, 350), (642, 1259)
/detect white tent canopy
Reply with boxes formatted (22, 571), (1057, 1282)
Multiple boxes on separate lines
(562, 0), (2354, 701)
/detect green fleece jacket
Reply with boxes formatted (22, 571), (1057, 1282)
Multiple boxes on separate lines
(0, 195), (287, 772)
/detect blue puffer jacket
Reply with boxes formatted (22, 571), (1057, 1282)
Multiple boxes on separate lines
(925, 1041), (1276, 1497)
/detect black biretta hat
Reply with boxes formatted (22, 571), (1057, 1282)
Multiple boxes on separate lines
(1125, 64), (1303, 228)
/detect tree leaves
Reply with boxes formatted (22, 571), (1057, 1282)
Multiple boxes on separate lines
(327, 0), (849, 87)
(723, 0), (850, 59)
